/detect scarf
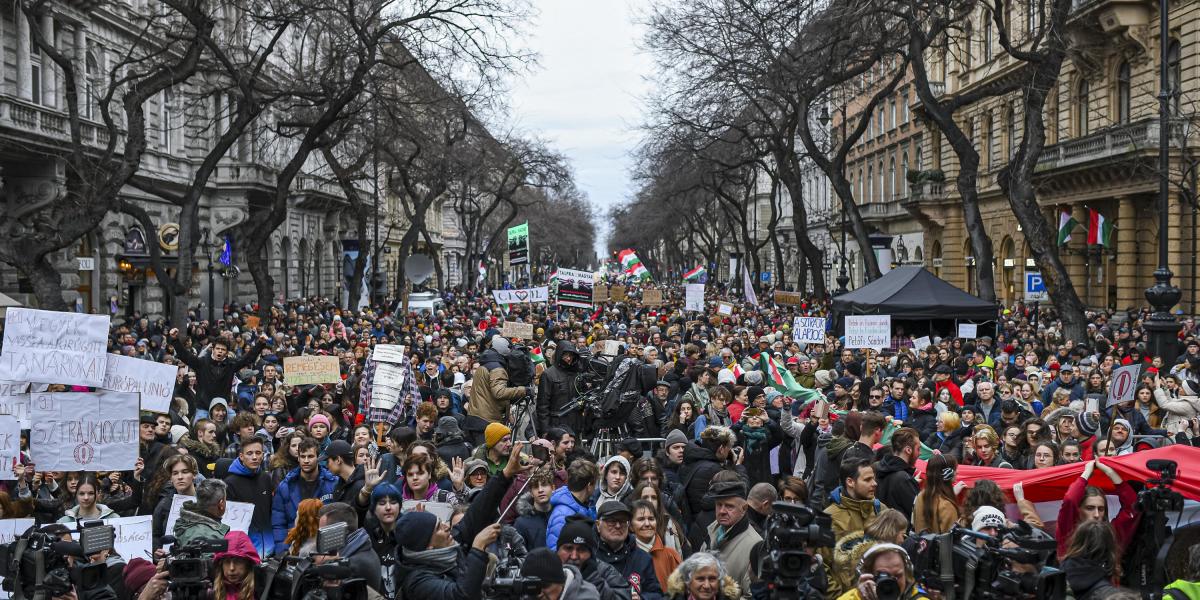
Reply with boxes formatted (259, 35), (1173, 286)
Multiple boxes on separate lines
(636, 536), (655, 554)
(742, 425), (768, 453)
(403, 545), (459, 574)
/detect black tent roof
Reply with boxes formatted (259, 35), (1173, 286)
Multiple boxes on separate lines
(832, 266), (998, 321)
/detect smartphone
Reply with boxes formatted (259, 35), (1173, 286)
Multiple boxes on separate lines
(1086, 396), (1100, 415)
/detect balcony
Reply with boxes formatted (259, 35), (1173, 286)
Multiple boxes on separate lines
(0, 97), (124, 153)
(1035, 118), (1186, 173)
(213, 162), (276, 190)
(861, 200), (909, 222)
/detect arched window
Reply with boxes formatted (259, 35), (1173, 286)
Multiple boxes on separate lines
(901, 151), (909, 197)
(963, 21), (974, 70)
(1168, 39), (1182, 114)
(983, 16), (993, 62)
(1117, 61), (1132, 124)
(878, 159), (885, 202)
(1076, 79), (1090, 136)
(857, 168), (864, 202)
(1006, 107), (1017, 158)
(85, 53), (98, 120)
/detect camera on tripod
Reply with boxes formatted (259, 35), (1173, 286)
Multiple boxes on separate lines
(909, 523), (1064, 600)
(161, 536), (228, 600)
(756, 501), (834, 599)
(0, 521), (116, 600)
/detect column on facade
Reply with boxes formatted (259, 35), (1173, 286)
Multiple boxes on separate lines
(40, 14), (56, 108)
(1168, 191), (1186, 311)
(1115, 196), (1140, 309)
(74, 24), (87, 104)
(16, 10), (32, 101)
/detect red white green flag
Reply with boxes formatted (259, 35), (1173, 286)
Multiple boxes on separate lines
(683, 265), (706, 281)
(757, 353), (824, 403)
(617, 249), (652, 281)
(1087, 208), (1113, 247)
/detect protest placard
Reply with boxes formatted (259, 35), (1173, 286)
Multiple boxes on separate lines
(1108, 364), (1141, 407)
(556, 268), (595, 309)
(685, 284), (705, 312)
(717, 302), (734, 316)
(372, 361), (414, 412)
(642, 289), (663, 306)
(493, 287), (549, 304)
(773, 290), (803, 307)
(164, 494), (255, 536)
(957, 323), (979, 339)
(792, 317), (827, 344)
(29, 391), (139, 471)
(0, 417), (21, 481)
(0, 308), (109, 387)
(402, 500), (454, 522)
(63, 516), (151, 562)
(102, 354), (178, 413)
(244, 315), (261, 330)
(845, 315), (891, 349)
(501, 321), (534, 340)
(610, 286), (627, 301)
(372, 344), (406, 364)
(593, 285), (609, 303)
(283, 355), (341, 385)
(0, 383), (29, 429)
(913, 336), (932, 351)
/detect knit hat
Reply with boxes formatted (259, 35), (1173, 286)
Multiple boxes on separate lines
(971, 506), (1006, 531)
(557, 515), (598, 551)
(123, 558), (157, 596)
(308, 414), (331, 430)
(169, 425), (189, 444)
(1112, 418), (1132, 432)
(664, 429), (689, 449)
(834, 377), (854, 390)
(464, 458), (489, 476)
(747, 386), (765, 401)
(717, 369), (736, 385)
(492, 336), (512, 356)
(815, 370), (834, 388)
(521, 547), (567, 584)
(371, 482), (403, 504)
(434, 416), (462, 437)
(485, 423), (512, 448)
(394, 511), (439, 551)
(744, 370), (764, 385)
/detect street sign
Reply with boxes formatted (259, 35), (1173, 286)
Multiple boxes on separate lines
(761, 271), (771, 282)
(1025, 272), (1048, 302)
(77, 257), (95, 271)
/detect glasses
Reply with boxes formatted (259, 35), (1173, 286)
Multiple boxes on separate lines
(870, 394), (883, 400)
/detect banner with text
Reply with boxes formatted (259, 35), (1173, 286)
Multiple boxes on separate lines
(685, 284), (705, 312)
(792, 317), (827, 344)
(507, 222), (529, 265)
(642, 289), (663, 306)
(845, 315), (891, 349)
(501, 321), (534, 340)
(283, 356), (342, 385)
(593, 285), (609, 303)
(371, 345), (406, 364)
(102, 354), (178, 413)
(0, 417), (22, 481)
(29, 391), (139, 471)
(556, 268), (594, 309)
(0, 382), (29, 429)
(492, 287), (549, 304)
(773, 290), (803, 307)
(0, 308), (109, 387)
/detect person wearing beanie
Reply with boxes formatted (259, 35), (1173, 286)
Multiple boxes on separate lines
(124, 557), (164, 599)
(522, 546), (601, 600)
(472, 423), (513, 475)
(434, 416), (472, 465)
(467, 334), (532, 426)
(307, 413), (333, 458)
(555, 515), (634, 600)
(395, 439), (531, 600)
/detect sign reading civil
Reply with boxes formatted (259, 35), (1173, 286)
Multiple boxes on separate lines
(492, 287), (549, 304)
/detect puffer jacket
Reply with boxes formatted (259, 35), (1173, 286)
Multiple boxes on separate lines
(563, 564), (603, 600)
(271, 466), (338, 554)
(537, 340), (584, 433)
(545, 486), (595, 550)
(468, 349), (527, 422)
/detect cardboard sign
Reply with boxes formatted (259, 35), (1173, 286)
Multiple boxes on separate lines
(372, 344), (407, 364)
(63, 516), (151, 562)
(0, 308), (109, 387)
(164, 494), (255, 536)
(773, 290), (803, 307)
(845, 315), (891, 349)
(501, 321), (535, 340)
(792, 317), (826, 344)
(29, 391), (139, 471)
(492, 287), (549, 304)
(642, 289), (663, 306)
(593, 286), (609, 303)
(0, 417), (21, 481)
(102, 354), (178, 414)
(685, 284), (705, 312)
(1108, 364), (1141, 407)
(244, 315), (261, 330)
(610, 286), (627, 301)
(602, 340), (622, 356)
(283, 356), (342, 385)
(958, 323), (978, 339)
(556, 268), (594, 309)
(913, 336), (932, 351)
(717, 302), (734, 316)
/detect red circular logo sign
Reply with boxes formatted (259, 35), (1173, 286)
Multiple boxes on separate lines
(74, 443), (94, 465)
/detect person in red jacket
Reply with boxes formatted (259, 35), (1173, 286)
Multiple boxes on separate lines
(933, 365), (964, 407)
(1055, 459), (1141, 562)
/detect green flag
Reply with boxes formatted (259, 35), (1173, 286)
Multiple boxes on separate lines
(759, 354), (824, 404)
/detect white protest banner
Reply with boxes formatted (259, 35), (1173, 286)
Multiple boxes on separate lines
(716, 302), (734, 316)
(845, 315), (891, 349)
(957, 323), (979, 339)
(685, 284), (705, 312)
(1108, 364), (1141, 407)
(0, 383), (29, 429)
(372, 361), (414, 411)
(501, 321), (535, 340)
(102, 354), (178, 414)
(0, 308), (109, 387)
(372, 344), (406, 364)
(913, 336), (932, 352)
(792, 317), (827, 344)
(602, 340), (622, 357)
(0, 417), (21, 481)
(492, 287), (549, 304)
(164, 494), (255, 536)
(29, 391), (139, 471)
(283, 356), (342, 385)
(63, 516), (151, 562)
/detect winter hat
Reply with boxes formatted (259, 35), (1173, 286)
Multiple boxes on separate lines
(664, 429), (689, 449)
(717, 369), (736, 385)
(394, 511), (439, 552)
(485, 423), (512, 448)
(521, 547), (567, 584)
(169, 425), (189, 444)
(744, 370), (764, 385)
(834, 377), (855, 390)
(434, 416), (462, 437)
(308, 414), (331, 430)
(1112, 418), (1132, 433)
(370, 482), (403, 504)
(764, 388), (783, 403)
(464, 458), (489, 476)
(491, 336), (512, 356)
(557, 515), (598, 551)
(971, 506), (1006, 531)
(123, 558), (157, 596)
(815, 370), (834, 388)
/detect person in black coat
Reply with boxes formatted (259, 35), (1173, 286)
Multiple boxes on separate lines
(536, 340), (584, 434)
(434, 417), (473, 465)
(168, 328), (267, 417)
(730, 408), (784, 486)
(594, 502), (664, 600)
(676, 428), (747, 544)
(873, 428), (921, 521)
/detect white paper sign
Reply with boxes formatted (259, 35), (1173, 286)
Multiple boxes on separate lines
(372, 344), (407, 365)
(402, 500), (454, 522)
(913, 336), (932, 351)
(1108, 364), (1141, 407)
(102, 354), (178, 414)
(492, 287), (549, 304)
(685, 284), (705, 312)
(0, 308), (110, 387)
(29, 391), (139, 471)
(164, 494), (255, 536)
(793, 317), (826, 344)
(845, 315), (891, 349)
(957, 323), (978, 339)
(602, 340), (622, 357)
(0, 385), (30, 430)
(717, 302), (734, 316)
(0, 417), (21, 481)
(372, 361), (414, 411)
(64, 516), (152, 561)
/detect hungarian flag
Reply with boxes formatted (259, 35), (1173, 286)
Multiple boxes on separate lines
(730, 363), (744, 379)
(530, 346), (546, 365)
(617, 249), (652, 281)
(683, 265), (706, 282)
(1087, 208), (1113, 247)
(758, 353), (823, 403)
(1057, 209), (1079, 245)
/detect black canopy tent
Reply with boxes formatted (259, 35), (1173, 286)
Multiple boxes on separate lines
(831, 266), (999, 337)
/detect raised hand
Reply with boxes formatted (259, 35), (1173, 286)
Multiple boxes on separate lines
(450, 457), (465, 491)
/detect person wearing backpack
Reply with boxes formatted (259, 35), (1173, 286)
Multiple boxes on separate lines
(468, 335), (532, 440)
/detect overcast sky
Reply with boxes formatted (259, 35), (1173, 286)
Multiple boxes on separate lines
(508, 0), (653, 263)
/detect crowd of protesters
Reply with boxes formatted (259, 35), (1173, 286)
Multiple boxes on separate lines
(4, 284), (1200, 600)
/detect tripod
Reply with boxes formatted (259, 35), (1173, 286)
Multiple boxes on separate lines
(509, 392), (538, 442)
(588, 424), (630, 459)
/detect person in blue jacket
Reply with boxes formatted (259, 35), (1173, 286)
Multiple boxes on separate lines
(271, 437), (337, 554)
(546, 458), (600, 549)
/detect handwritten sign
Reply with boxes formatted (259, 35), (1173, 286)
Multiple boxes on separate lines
(642, 289), (663, 306)
(63, 516), (151, 562)
(845, 315), (891, 349)
(957, 323), (978, 339)
(685, 284), (705, 312)
(0, 308), (109, 387)
(717, 302), (734, 316)
(774, 290), (803, 306)
(283, 356), (341, 385)
(792, 317), (827, 344)
(602, 340), (622, 357)
(593, 286), (609, 303)
(29, 391), (139, 471)
(492, 287), (549, 304)
(501, 321), (534, 340)
(372, 361), (413, 412)
(610, 286), (627, 302)
(372, 345), (406, 364)
(913, 336), (932, 351)
(402, 500), (454, 522)
(164, 494), (255, 536)
(0, 382), (30, 429)
(102, 354), (178, 414)
(0, 417), (21, 481)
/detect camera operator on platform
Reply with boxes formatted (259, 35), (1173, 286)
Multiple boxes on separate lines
(838, 543), (928, 600)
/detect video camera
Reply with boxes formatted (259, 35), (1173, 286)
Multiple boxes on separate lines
(159, 536), (228, 600)
(0, 521), (116, 600)
(483, 527), (541, 600)
(755, 501), (834, 600)
(263, 522), (369, 600)
(1127, 458), (1185, 592)
(909, 523), (1064, 600)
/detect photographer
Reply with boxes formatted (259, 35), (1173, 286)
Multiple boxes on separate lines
(538, 339), (584, 434)
(467, 335), (531, 429)
(520, 546), (603, 600)
(841, 543), (928, 600)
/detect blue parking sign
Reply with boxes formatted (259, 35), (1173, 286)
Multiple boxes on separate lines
(1025, 272), (1047, 301)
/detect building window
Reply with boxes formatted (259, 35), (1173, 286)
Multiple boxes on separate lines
(1076, 79), (1090, 137)
(963, 21), (973, 70)
(867, 165), (874, 202)
(1027, 0), (1039, 38)
(890, 99), (897, 130)
(30, 27), (42, 105)
(1006, 108), (1016, 158)
(1168, 39), (1182, 114)
(85, 53), (98, 120)
(1116, 61), (1131, 124)
(161, 89), (174, 152)
(983, 16), (993, 62)
(901, 151), (909, 196)
(878, 108), (885, 136)
(889, 157), (896, 201)
(878, 159), (885, 202)
(902, 91), (910, 123)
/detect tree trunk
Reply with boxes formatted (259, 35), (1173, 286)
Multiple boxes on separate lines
(25, 256), (69, 311)
(957, 171), (997, 301)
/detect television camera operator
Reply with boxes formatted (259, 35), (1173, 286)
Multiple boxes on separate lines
(467, 334), (535, 443)
(537, 339), (585, 435)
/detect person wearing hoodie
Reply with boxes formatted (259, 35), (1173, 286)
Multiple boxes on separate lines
(873, 428), (921, 521)
(547, 459), (600, 549)
(514, 468), (556, 549)
(538, 339), (585, 434)
(1062, 520), (1121, 600)
(317, 501), (383, 593)
(594, 501), (665, 600)
(434, 416), (473, 464)
(521, 546), (603, 600)
(221, 435), (275, 557)
(594, 455), (633, 507)
(173, 479), (231, 548)
(366, 483), (402, 600)
(271, 437), (338, 555)
(212, 531), (261, 600)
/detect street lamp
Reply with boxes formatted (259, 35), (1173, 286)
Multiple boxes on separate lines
(818, 104), (851, 295)
(1146, 0), (1181, 362)
(201, 228), (214, 323)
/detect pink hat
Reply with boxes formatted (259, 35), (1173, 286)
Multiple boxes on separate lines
(308, 414), (331, 429)
(214, 531), (260, 566)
